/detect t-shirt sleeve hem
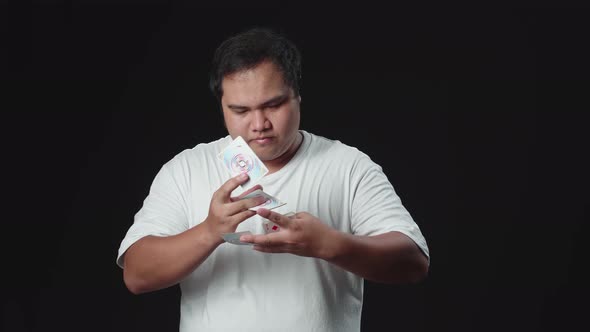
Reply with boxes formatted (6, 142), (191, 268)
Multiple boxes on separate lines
(116, 233), (151, 269)
(365, 228), (430, 266)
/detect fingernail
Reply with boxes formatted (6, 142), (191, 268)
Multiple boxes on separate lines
(239, 173), (248, 180)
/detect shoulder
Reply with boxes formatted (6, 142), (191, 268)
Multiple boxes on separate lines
(303, 131), (379, 172)
(305, 131), (374, 163)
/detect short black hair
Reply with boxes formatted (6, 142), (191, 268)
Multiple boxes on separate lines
(209, 28), (302, 103)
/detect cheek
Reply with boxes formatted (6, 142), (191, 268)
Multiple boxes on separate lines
(223, 113), (246, 133)
(269, 114), (287, 133)
(288, 109), (300, 129)
(276, 108), (299, 129)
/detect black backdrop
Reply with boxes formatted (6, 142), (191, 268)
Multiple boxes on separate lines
(4, 3), (589, 332)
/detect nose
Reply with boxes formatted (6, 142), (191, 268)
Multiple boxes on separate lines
(251, 109), (270, 132)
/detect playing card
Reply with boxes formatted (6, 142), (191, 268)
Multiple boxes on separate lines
(262, 211), (296, 234)
(262, 219), (281, 233)
(221, 231), (253, 245)
(240, 189), (286, 211)
(218, 136), (269, 189)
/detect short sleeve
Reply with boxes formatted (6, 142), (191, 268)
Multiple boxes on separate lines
(116, 161), (190, 268)
(350, 156), (429, 260)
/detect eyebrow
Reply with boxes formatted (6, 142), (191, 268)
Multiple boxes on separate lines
(227, 93), (290, 111)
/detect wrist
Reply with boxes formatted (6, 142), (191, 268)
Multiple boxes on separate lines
(195, 219), (225, 248)
(320, 229), (350, 261)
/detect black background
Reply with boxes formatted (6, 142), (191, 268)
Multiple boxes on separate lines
(4, 3), (589, 332)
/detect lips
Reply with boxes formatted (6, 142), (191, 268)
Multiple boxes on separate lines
(251, 137), (274, 144)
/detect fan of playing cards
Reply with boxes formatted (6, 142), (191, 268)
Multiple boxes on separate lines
(217, 136), (289, 245)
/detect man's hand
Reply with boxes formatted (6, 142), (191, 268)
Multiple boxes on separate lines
(122, 173), (267, 294)
(203, 173), (267, 242)
(239, 208), (338, 259)
(240, 208), (428, 284)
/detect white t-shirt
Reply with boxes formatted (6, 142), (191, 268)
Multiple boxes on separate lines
(117, 130), (429, 332)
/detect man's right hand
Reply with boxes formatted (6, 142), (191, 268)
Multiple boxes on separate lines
(123, 173), (266, 294)
(203, 173), (266, 242)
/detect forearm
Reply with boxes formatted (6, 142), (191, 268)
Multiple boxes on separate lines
(323, 231), (429, 284)
(123, 221), (223, 294)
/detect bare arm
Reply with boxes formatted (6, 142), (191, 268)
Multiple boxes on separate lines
(240, 209), (428, 284)
(323, 230), (429, 284)
(123, 174), (266, 294)
(123, 223), (222, 294)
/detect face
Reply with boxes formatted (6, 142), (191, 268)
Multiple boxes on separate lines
(221, 61), (301, 170)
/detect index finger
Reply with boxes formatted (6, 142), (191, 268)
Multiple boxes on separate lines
(239, 231), (286, 246)
(217, 173), (249, 200)
(257, 208), (290, 227)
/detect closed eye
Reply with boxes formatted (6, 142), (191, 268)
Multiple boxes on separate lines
(265, 103), (282, 109)
(228, 107), (249, 114)
(262, 97), (288, 110)
(226, 93), (291, 113)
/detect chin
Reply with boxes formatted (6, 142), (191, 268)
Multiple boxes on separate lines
(256, 152), (274, 161)
(257, 149), (282, 161)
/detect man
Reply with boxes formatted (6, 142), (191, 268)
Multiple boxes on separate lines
(117, 28), (429, 331)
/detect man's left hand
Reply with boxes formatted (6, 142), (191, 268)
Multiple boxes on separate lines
(239, 209), (338, 259)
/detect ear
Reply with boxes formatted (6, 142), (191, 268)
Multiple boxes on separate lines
(297, 95), (302, 103)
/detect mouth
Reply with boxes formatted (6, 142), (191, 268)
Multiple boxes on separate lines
(251, 137), (274, 144)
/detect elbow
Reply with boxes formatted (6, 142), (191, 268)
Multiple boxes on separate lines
(124, 268), (148, 295)
(405, 249), (430, 283)
(373, 256), (429, 285)
(409, 255), (429, 283)
(390, 253), (429, 285)
(123, 257), (153, 295)
(124, 281), (143, 295)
